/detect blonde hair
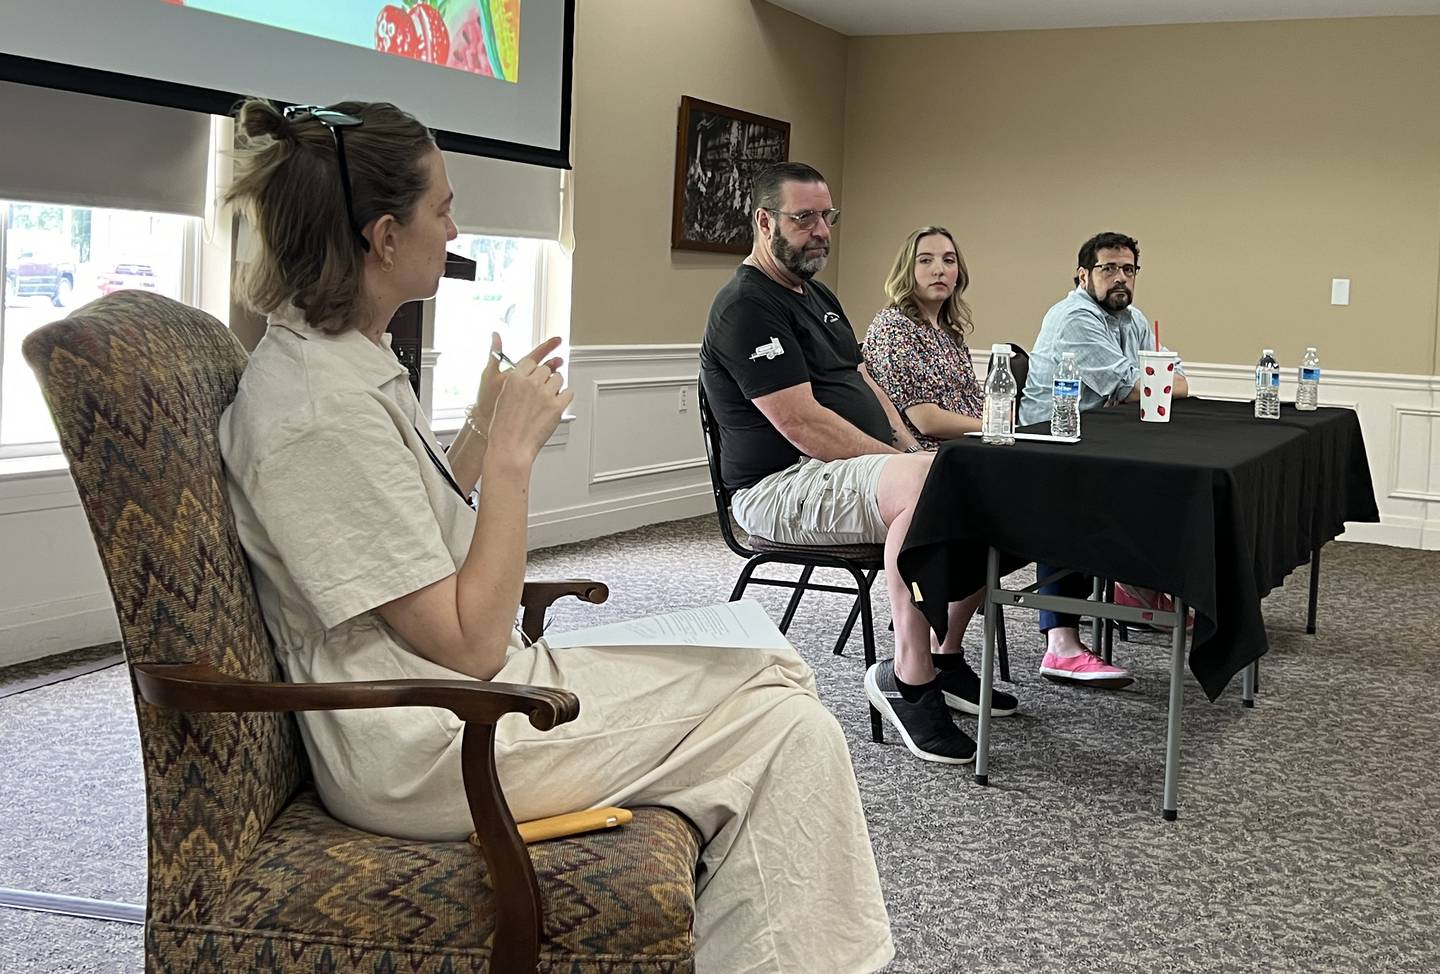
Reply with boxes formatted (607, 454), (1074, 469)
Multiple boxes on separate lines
(225, 99), (435, 333)
(883, 226), (973, 337)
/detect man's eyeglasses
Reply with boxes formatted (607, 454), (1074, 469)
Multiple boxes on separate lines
(283, 104), (371, 252)
(1090, 262), (1139, 279)
(764, 207), (841, 230)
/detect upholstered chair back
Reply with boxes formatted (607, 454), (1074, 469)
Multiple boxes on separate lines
(22, 290), (303, 926)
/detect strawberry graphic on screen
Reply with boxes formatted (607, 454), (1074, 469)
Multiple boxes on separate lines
(377, 2), (454, 65)
(409, 3), (451, 64)
(375, 5), (419, 58)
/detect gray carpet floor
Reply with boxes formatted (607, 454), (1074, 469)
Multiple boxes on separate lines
(2, 515), (1438, 973)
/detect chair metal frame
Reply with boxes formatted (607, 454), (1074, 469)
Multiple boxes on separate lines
(697, 379), (886, 743)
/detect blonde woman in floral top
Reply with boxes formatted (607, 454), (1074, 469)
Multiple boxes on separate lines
(862, 226), (984, 450)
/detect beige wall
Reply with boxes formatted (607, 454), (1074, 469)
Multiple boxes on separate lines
(838, 17), (1440, 375)
(569, 0), (848, 346)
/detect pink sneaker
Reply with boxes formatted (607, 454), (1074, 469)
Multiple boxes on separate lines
(1040, 649), (1135, 689)
(1114, 585), (1194, 630)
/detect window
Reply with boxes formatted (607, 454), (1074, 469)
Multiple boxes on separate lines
(1, 202), (197, 455)
(430, 233), (548, 419)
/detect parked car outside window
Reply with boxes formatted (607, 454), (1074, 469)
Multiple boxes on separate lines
(96, 263), (159, 296)
(4, 247), (77, 307)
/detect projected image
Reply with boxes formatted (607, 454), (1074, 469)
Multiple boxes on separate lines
(169, 1), (521, 82)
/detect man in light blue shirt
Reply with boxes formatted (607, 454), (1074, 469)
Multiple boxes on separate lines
(1020, 232), (1188, 426)
(1021, 232), (1190, 689)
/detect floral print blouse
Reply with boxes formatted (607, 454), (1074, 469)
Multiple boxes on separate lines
(863, 306), (984, 450)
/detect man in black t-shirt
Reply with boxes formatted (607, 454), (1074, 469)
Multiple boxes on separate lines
(701, 162), (1016, 767)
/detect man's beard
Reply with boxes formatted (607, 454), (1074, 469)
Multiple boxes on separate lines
(1088, 279), (1132, 313)
(771, 232), (829, 280)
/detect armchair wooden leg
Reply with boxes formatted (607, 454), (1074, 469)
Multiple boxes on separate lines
(461, 723), (542, 973)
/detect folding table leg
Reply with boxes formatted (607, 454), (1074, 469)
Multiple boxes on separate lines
(1162, 596), (1188, 821)
(1090, 576), (1105, 652)
(975, 546), (1001, 786)
(1101, 579), (1116, 663)
(1241, 661), (1256, 709)
(1306, 547), (1321, 635)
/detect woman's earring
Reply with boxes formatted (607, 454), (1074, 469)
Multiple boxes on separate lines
(382, 258), (395, 272)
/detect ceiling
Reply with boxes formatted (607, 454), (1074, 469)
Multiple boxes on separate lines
(763, 0), (1440, 36)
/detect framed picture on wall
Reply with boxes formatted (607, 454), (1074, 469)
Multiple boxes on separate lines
(671, 96), (791, 254)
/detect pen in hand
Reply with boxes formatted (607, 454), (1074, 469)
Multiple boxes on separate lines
(491, 349), (517, 372)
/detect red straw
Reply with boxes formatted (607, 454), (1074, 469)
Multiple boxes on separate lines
(1153, 319), (1161, 349)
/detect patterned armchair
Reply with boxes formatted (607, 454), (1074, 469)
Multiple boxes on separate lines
(22, 291), (701, 973)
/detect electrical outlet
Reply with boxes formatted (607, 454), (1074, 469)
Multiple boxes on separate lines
(678, 387), (689, 412)
(1331, 278), (1350, 306)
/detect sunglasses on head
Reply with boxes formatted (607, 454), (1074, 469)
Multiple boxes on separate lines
(283, 104), (370, 252)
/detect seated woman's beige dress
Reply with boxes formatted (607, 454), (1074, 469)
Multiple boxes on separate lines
(217, 307), (894, 974)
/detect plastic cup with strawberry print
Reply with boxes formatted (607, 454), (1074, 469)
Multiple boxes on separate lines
(1137, 350), (1180, 423)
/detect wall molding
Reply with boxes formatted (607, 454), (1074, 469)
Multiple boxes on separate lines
(570, 343), (700, 366)
(591, 457), (709, 485)
(1180, 360), (1440, 393)
(591, 375), (697, 393)
(1386, 404), (1440, 503)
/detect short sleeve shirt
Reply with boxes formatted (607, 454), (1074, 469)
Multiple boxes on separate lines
(862, 306), (984, 450)
(700, 265), (891, 490)
(218, 304), (520, 840)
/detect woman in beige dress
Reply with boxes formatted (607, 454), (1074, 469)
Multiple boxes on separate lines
(218, 99), (893, 974)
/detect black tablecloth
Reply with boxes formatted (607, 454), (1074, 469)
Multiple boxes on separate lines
(898, 398), (1379, 700)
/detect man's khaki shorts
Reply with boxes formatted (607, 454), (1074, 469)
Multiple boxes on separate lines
(731, 455), (891, 546)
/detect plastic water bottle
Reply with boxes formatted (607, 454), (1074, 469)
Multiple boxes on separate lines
(983, 344), (1016, 445)
(1254, 348), (1280, 419)
(1050, 351), (1081, 440)
(1296, 346), (1321, 411)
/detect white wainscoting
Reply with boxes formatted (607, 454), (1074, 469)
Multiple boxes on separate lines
(0, 467), (120, 666)
(525, 344), (710, 549)
(975, 352), (1440, 551)
(2, 345), (1433, 666)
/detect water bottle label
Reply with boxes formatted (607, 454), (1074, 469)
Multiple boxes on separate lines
(1053, 379), (1080, 399)
(1268, 372), (1280, 388)
(1301, 368), (1321, 381)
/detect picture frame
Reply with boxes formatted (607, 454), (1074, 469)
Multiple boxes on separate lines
(670, 96), (791, 254)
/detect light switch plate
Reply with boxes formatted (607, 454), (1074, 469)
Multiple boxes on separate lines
(1331, 278), (1350, 305)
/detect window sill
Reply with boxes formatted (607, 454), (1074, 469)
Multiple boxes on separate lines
(0, 451), (69, 483)
(431, 412), (575, 450)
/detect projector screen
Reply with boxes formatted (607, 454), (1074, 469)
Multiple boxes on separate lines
(0, 0), (574, 168)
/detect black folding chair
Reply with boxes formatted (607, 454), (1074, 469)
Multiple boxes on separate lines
(698, 380), (887, 743)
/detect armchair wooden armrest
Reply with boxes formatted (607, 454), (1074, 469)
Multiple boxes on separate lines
(521, 578), (609, 642)
(132, 662), (579, 973)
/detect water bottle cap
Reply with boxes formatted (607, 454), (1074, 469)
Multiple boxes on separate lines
(1262, 348), (1274, 355)
(991, 343), (1011, 355)
(1305, 346), (1317, 353)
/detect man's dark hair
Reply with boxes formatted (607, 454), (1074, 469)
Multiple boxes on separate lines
(1077, 232), (1140, 269)
(751, 162), (828, 213)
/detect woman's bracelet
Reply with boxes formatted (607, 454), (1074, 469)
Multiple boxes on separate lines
(463, 405), (489, 440)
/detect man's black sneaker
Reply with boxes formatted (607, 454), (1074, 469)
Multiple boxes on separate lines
(935, 658), (1019, 717)
(865, 660), (976, 765)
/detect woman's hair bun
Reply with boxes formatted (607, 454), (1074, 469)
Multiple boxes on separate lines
(234, 99), (293, 142)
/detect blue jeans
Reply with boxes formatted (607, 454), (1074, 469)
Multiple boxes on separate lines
(1036, 563), (1092, 632)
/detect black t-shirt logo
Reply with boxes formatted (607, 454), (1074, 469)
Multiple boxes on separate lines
(822, 312), (840, 324)
(749, 337), (785, 361)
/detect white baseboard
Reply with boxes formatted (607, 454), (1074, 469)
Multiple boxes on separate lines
(528, 485), (712, 550)
(1338, 517), (1433, 549)
(0, 593), (120, 668)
